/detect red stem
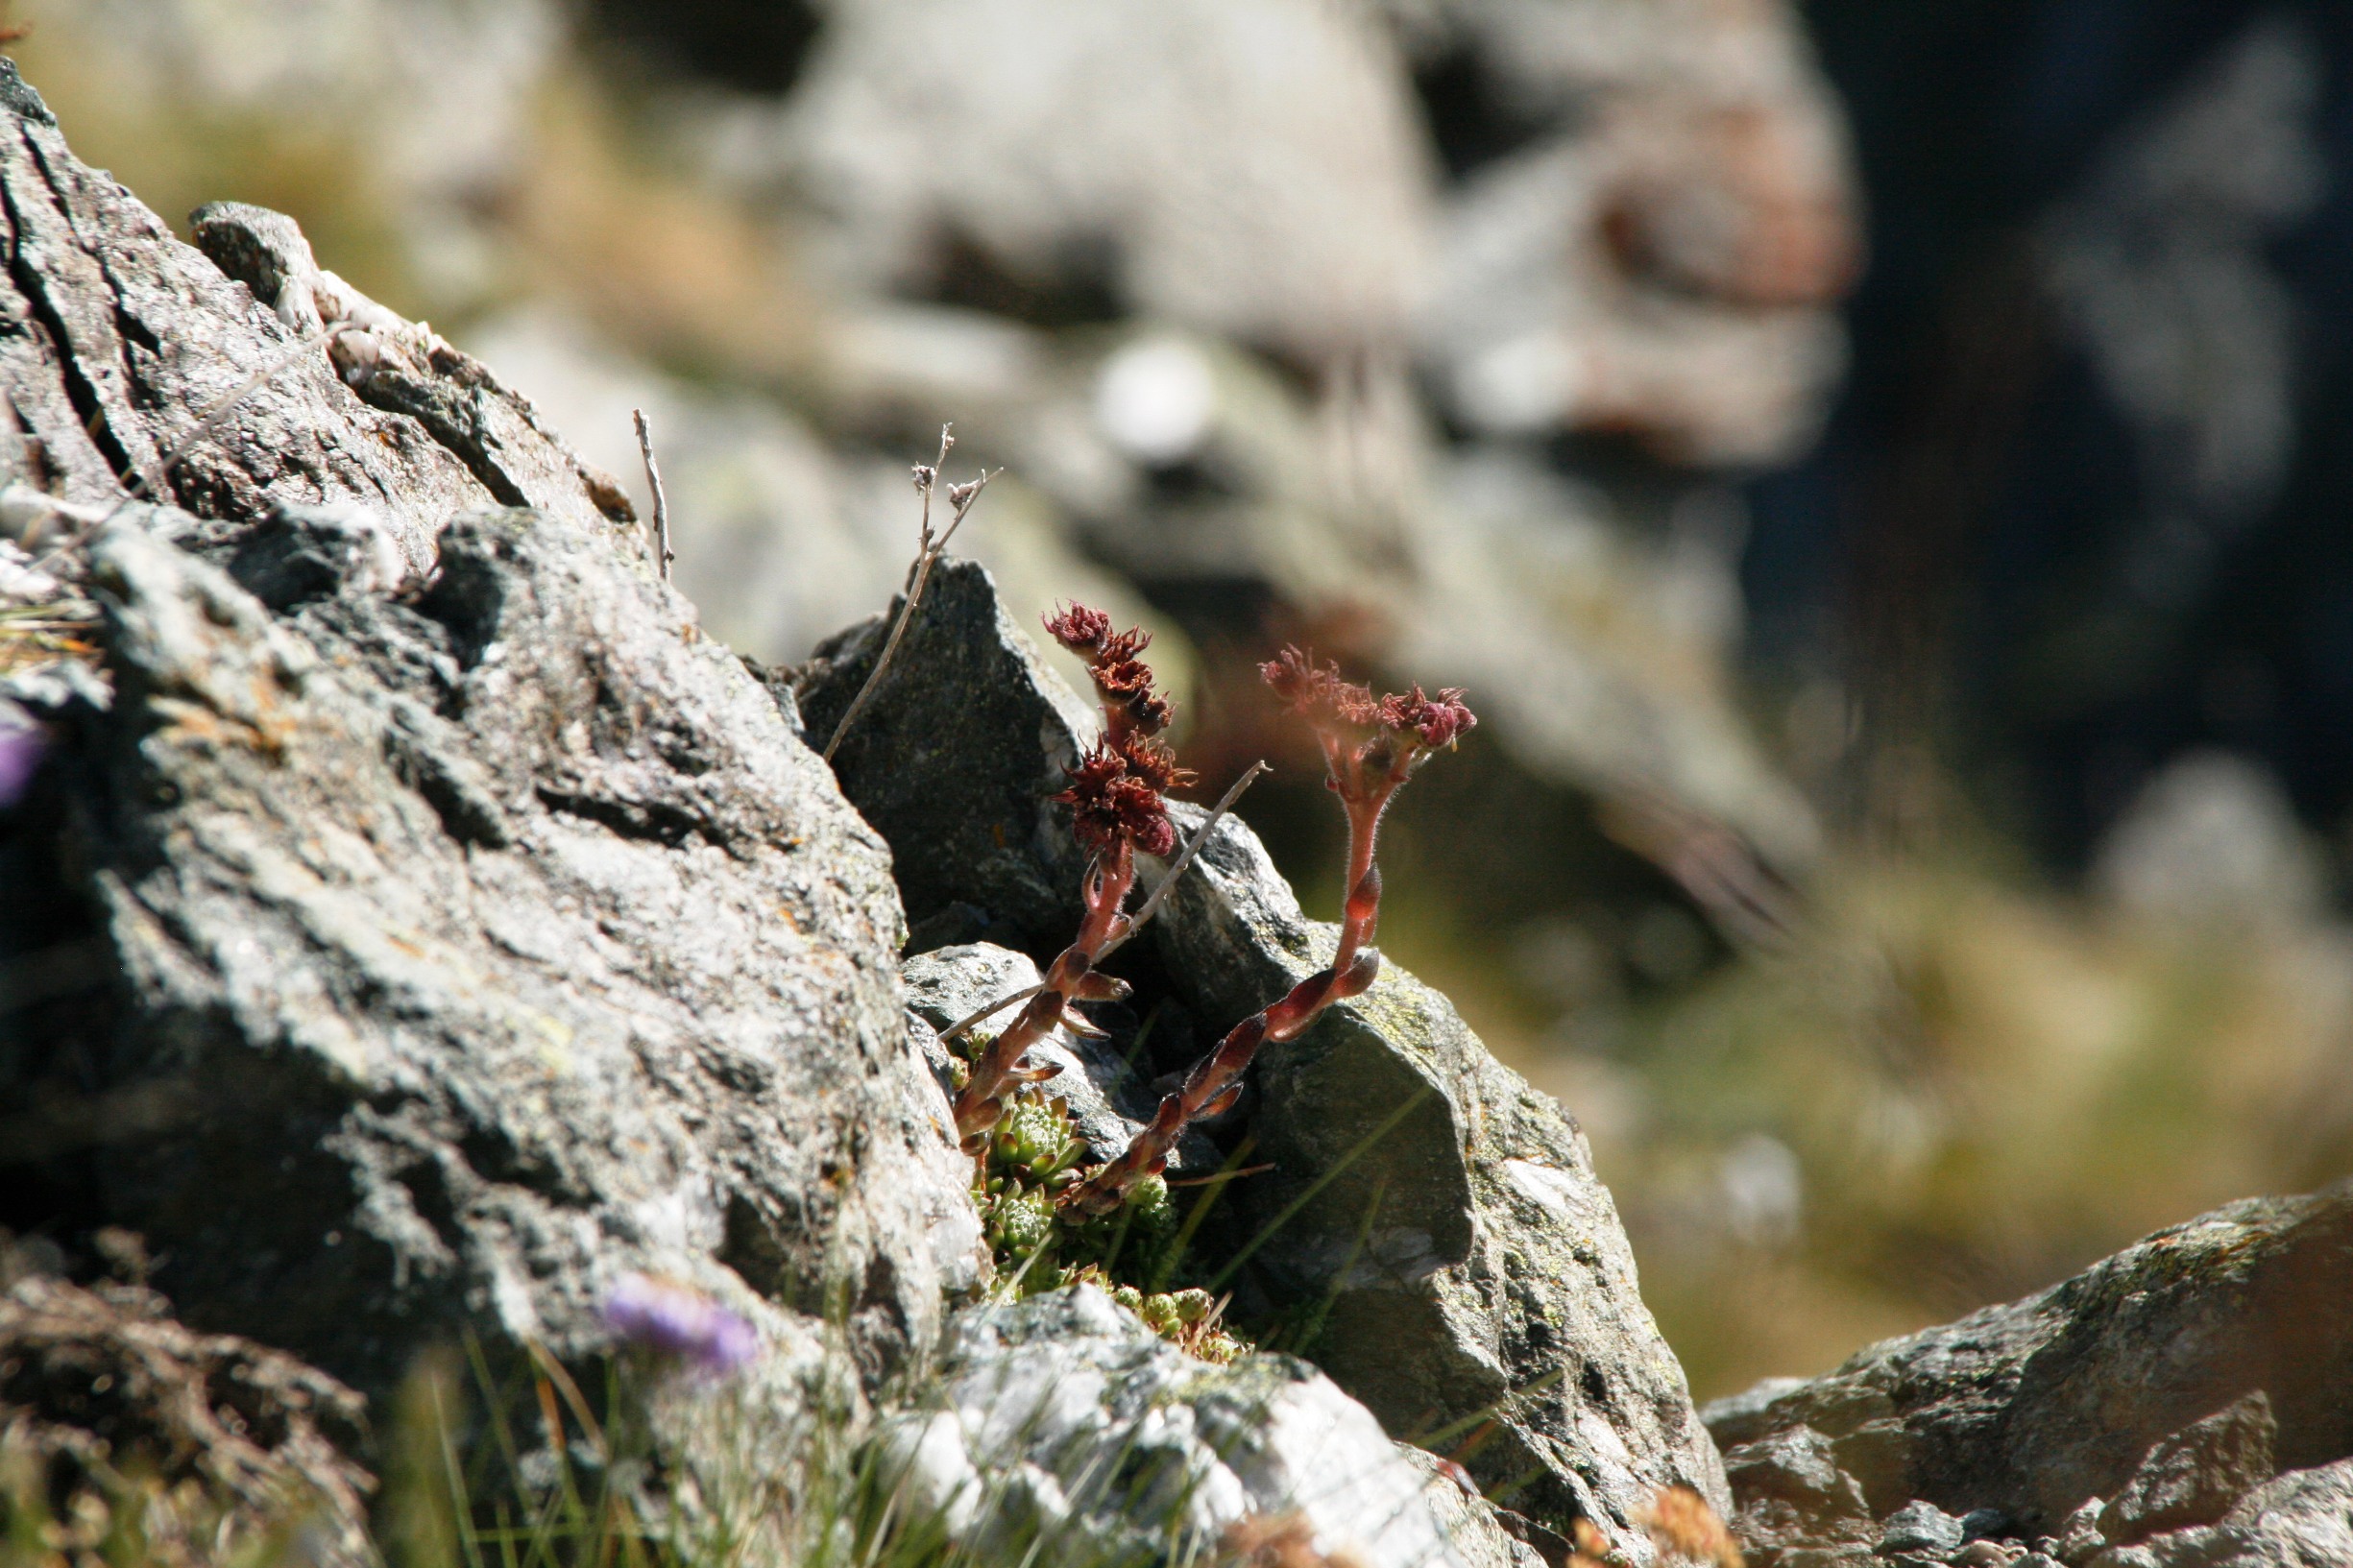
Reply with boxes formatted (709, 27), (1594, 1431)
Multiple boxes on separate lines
(1064, 784), (1392, 1216)
(951, 842), (1134, 1148)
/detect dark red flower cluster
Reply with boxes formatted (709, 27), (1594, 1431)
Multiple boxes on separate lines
(1056, 741), (1179, 857)
(1044, 605), (1194, 858)
(1260, 646), (1476, 790)
(1046, 605), (1172, 738)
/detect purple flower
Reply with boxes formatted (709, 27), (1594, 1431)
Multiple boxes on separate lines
(602, 1273), (759, 1375)
(0, 712), (44, 810)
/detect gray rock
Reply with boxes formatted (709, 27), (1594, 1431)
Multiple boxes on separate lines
(871, 1284), (1534, 1568)
(1149, 803), (1732, 1549)
(1703, 1185), (2353, 1549)
(0, 92), (494, 567)
(1960, 1508), (2017, 1541)
(1720, 1426), (1876, 1564)
(2057, 1501), (2110, 1565)
(0, 93), (987, 1405)
(7, 507), (982, 1407)
(901, 942), (1217, 1174)
(2103, 1393), (2276, 1545)
(794, 557), (1100, 956)
(2123, 1458), (2353, 1567)
(776, 0), (1435, 367)
(226, 502), (412, 609)
(1879, 1500), (1965, 1556)
(187, 201), (637, 543)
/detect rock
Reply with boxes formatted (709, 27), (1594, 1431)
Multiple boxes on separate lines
(2057, 1501), (2110, 1564)
(1879, 1500), (1965, 1557)
(1703, 1185), (2353, 1555)
(1719, 1426), (1876, 1563)
(226, 502), (412, 609)
(2102, 1393), (2276, 1545)
(0, 82), (495, 567)
(1149, 802), (1731, 1550)
(794, 549), (1728, 1550)
(901, 942), (1218, 1175)
(0, 84), (989, 1417)
(1404, 0), (1859, 465)
(1395, 448), (1822, 876)
(2124, 1458), (2353, 1567)
(1960, 1508), (2017, 1542)
(0, 1271), (373, 1566)
(794, 556), (1101, 956)
(9, 504), (986, 1400)
(870, 1284), (1537, 1568)
(187, 202), (637, 541)
(462, 307), (1183, 696)
(2090, 753), (2327, 932)
(774, 0), (1435, 367)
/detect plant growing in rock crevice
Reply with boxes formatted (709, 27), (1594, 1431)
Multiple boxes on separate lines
(940, 607), (1473, 1358)
(1063, 649), (1473, 1216)
(947, 605), (1192, 1150)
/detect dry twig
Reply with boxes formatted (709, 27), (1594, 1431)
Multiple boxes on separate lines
(822, 424), (993, 762)
(631, 407), (674, 581)
(1103, 760), (1269, 959)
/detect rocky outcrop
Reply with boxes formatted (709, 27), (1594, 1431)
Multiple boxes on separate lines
(0, 68), (979, 1419)
(796, 559), (1730, 1557)
(873, 1284), (1540, 1568)
(1703, 1183), (2353, 1566)
(796, 558), (1101, 956)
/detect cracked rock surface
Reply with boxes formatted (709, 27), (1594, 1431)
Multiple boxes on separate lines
(0, 67), (980, 1423)
(874, 1284), (1540, 1568)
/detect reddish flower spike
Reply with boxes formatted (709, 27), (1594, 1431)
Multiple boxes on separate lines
(1043, 604), (1113, 657)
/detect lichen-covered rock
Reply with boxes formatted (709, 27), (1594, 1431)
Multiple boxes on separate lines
(795, 558), (1100, 956)
(0, 79), (985, 1415)
(871, 1285), (1539, 1568)
(1704, 1185), (2353, 1564)
(4, 507), (981, 1404)
(1150, 801), (1731, 1555)
(796, 558), (1727, 1555)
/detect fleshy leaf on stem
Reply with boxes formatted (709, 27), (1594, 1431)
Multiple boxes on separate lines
(947, 605), (1190, 1149)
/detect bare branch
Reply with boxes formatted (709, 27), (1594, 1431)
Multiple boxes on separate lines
(934, 981), (1046, 1047)
(631, 408), (674, 582)
(1102, 760), (1268, 957)
(822, 426), (996, 763)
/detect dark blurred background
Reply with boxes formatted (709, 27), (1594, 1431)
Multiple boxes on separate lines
(19, 0), (2353, 1400)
